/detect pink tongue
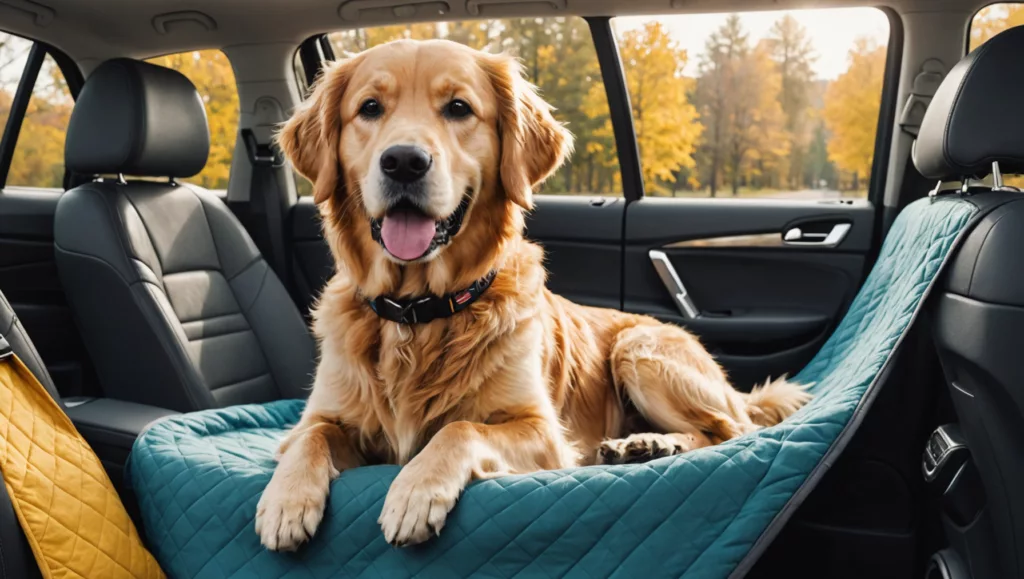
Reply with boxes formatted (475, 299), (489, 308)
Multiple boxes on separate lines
(380, 211), (437, 260)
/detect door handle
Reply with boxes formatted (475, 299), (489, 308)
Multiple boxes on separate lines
(648, 250), (699, 319)
(782, 223), (851, 247)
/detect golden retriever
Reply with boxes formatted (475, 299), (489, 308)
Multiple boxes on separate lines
(255, 39), (810, 551)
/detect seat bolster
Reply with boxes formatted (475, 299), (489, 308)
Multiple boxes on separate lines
(194, 188), (262, 278)
(231, 260), (315, 399)
(54, 182), (167, 287)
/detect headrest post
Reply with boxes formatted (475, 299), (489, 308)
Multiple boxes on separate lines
(116, 173), (126, 186)
(992, 162), (1004, 190)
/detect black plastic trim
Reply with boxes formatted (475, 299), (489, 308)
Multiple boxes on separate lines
(298, 35), (326, 89)
(587, 17), (643, 203)
(0, 43), (45, 188)
(868, 8), (904, 252)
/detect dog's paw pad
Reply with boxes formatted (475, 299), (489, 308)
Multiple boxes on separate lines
(598, 433), (688, 465)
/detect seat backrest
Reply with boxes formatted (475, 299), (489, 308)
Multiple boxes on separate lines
(915, 25), (1024, 579)
(56, 59), (315, 412)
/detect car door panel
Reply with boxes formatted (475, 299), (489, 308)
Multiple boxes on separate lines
(623, 198), (874, 389)
(525, 196), (622, 311)
(0, 189), (98, 398)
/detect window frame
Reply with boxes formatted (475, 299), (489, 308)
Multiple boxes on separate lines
(965, 2), (1019, 54)
(0, 36), (82, 192)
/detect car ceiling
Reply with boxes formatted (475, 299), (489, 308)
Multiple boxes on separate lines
(0, 0), (997, 64)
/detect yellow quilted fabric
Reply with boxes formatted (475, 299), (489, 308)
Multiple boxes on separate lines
(0, 354), (165, 579)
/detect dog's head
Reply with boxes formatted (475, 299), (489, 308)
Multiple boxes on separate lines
(279, 40), (571, 294)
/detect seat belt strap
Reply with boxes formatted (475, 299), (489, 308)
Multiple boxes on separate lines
(898, 58), (946, 137)
(239, 128), (297, 300)
(0, 332), (165, 578)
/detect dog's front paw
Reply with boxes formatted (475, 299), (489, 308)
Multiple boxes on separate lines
(598, 432), (699, 465)
(256, 472), (331, 552)
(379, 469), (461, 547)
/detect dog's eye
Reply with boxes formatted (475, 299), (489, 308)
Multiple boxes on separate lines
(443, 99), (473, 119)
(359, 99), (383, 119)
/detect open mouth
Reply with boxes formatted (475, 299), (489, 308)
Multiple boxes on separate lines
(369, 194), (471, 262)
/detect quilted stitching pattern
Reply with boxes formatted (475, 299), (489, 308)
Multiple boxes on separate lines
(130, 197), (978, 579)
(0, 356), (165, 578)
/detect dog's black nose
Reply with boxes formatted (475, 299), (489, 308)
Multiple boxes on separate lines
(380, 145), (432, 183)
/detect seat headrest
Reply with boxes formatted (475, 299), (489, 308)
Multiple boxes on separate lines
(914, 26), (1024, 181)
(65, 58), (210, 178)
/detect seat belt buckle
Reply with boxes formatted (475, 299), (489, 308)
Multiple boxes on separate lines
(241, 128), (280, 167)
(0, 334), (13, 360)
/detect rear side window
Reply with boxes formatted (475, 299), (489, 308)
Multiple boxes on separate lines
(0, 32), (74, 190)
(147, 50), (239, 190)
(8, 53), (73, 189)
(612, 8), (890, 199)
(970, 4), (1024, 51)
(325, 19), (622, 197)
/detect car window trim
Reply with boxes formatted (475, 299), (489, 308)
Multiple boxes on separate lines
(587, 16), (644, 203)
(0, 43), (46, 189)
(869, 7), (904, 253)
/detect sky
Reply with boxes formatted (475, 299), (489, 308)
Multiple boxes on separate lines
(614, 7), (891, 81)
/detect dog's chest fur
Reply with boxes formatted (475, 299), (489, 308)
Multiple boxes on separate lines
(325, 289), (538, 466)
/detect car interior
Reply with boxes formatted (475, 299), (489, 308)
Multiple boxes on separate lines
(0, 0), (1019, 577)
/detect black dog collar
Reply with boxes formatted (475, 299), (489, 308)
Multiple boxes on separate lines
(367, 270), (498, 324)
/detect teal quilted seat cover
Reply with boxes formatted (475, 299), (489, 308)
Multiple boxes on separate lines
(129, 197), (978, 578)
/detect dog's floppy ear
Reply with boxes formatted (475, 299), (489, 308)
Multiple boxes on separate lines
(483, 54), (573, 210)
(277, 58), (358, 204)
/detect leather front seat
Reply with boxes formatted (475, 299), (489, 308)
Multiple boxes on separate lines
(55, 59), (314, 412)
(914, 25), (1024, 579)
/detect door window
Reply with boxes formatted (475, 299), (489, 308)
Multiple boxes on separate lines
(612, 8), (891, 199)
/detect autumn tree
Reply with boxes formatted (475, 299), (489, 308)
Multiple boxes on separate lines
(500, 18), (616, 194)
(148, 50), (239, 190)
(695, 15), (786, 196)
(694, 15), (746, 197)
(970, 4), (1024, 51)
(605, 21), (700, 195)
(765, 15), (816, 189)
(822, 37), (886, 192)
(8, 59), (72, 188)
(733, 41), (788, 193)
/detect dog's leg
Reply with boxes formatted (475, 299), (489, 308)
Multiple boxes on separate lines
(610, 323), (759, 445)
(379, 414), (566, 547)
(256, 417), (362, 551)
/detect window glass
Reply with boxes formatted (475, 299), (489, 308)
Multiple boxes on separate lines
(9, 53), (72, 189)
(0, 31), (73, 189)
(612, 8), (890, 199)
(970, 4), (1024, 52)
(324, 18), (621, 196)
(148, 50), (239, 190)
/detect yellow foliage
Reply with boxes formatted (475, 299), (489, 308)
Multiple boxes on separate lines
(614, 21), (702, 195)
(822, 38), (886, 182)
(148, 50), (239, 190)
(970, 4), (1024, 51)
(8, 57), (72, 188)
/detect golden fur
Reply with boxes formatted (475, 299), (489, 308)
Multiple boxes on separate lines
(255, 39), (811, 551)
